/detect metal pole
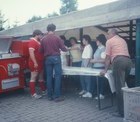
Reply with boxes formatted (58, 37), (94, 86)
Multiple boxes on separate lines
(96, 76), (101, 110)
(136, 19), (140, 86)
(130, 20), (133, 58)
(79, 28), (83, 44)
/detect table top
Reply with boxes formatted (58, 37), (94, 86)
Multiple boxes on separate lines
(62, 66), (104, 76)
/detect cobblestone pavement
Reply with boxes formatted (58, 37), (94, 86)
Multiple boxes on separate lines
(0, 88), (123, 122)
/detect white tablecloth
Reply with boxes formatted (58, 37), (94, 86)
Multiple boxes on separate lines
(62, 66), (115, 93)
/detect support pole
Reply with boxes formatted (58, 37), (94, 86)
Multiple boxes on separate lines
(79, 28), (83, 44)
(129, 20), (133, 58)
(136, 19), (140, 86)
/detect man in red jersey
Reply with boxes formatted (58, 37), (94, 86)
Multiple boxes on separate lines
(28, 30), (46, 99)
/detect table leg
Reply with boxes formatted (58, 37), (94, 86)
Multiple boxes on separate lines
(96, 76), (101, 110)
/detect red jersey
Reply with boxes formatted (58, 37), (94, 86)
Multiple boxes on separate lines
(28, 38), (44, 72)
(28, 38), (44, 61)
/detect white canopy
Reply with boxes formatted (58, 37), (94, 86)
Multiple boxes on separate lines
(0, 0), (140, 37)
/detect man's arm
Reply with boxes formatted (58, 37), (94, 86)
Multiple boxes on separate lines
(104, 55), (111, 72)
(59, 38), (67, 52)
(29, 49), (38, 68)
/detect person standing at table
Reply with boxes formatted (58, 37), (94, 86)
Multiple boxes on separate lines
(69, 37), (82, 67)
(28, 30), (46, 99)
(40, 24), (67, 102)
(90, 34), (107, 99)
(79, 35), (93, 98)
(100, 29), (132, 117)
(68, 37), (82, 89)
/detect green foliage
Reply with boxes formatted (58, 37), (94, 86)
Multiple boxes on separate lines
(60, 0), (78, 15)
(12, 19), (19, 28)
(0, 10), (7, 31)
(27, 16), (43, 23)
(47, 12), (59, 18)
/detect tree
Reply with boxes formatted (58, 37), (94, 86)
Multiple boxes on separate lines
(13, 19), (19, 28)
(0, 10), (7, 31)
(27, 16), (43, 23)
(60, 0), (78, 15)
(47, 12), (59, 18)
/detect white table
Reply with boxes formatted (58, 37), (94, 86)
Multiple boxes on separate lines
(62, 66), (115, 110)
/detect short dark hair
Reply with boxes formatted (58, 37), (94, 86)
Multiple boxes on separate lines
(32, 30), (43, 37)
(47, 23), (56, 32)
(96, 34), (107, 46)
(69, 37), (77, 43)
(82, 35), (91, 44)
(60, 35), (66, 40)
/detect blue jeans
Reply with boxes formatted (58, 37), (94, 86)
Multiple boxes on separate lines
(45, 56), (62, 99)
(80, 75), (91, 92)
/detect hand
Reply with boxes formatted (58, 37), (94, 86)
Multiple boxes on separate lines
(65, 46), (69, 50)
(90, 59), (95, 63)
(34, 63), (38, 68)
(67, 47), (71, 50)
(100, 70), (107, 76)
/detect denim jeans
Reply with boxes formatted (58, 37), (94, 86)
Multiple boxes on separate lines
(80, 75), (91, 92)
(45, 55), (62, 99)
(80, 59), (92, 92)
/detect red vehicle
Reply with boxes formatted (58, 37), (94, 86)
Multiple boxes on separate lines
(0, 36), (29, 93)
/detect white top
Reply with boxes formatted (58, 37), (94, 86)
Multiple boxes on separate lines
(61, 50), (69, 67)
(82, 44), (93, 59)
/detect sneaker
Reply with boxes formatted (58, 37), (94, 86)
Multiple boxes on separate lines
(82, 92), (92, 98)
(42, 90), (47, 96)
(48, 97), (54, 101)
(54, 97), (65, 102)
(32, 93), (42, 99)
(79, 90), (86, 95)
(112, 112), (124, 117)
(95, 94), (105, 100)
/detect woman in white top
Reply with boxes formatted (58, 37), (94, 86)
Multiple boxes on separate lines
(90, 34), (107, 99)
(79, 35), (93, 98)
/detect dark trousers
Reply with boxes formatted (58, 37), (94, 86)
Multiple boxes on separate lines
(91, 76), (107, 95)
(72, 61), (81, 89)
(112, 56), (132, 115)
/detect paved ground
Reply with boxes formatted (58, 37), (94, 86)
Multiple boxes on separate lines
(0, 87), (124, 122)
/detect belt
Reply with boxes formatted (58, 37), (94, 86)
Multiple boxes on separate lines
(93, 67), (105, 69)
(113, 55), (130, 62)
(45, 55), (60, 58)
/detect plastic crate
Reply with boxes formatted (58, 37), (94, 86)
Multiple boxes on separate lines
(122, 87), (140, 122)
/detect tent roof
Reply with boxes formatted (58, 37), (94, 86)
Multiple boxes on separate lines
(0, 0), (140, 37)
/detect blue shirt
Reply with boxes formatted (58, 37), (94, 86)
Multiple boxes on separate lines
(93, 45), (105, 68)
